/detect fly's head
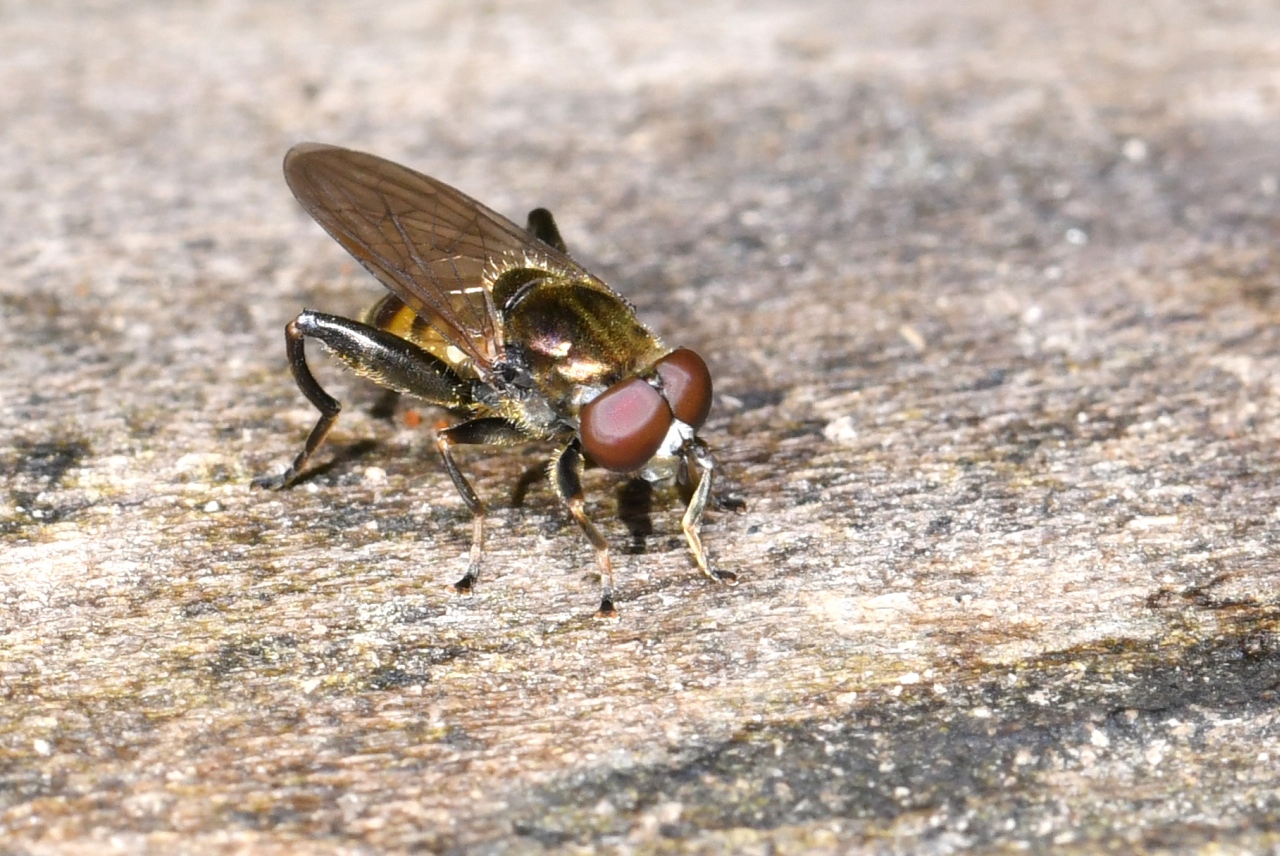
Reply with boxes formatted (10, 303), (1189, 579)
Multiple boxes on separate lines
(577, 347), (713, 478)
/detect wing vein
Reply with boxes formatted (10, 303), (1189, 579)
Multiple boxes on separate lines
(282, 142), (618, 373)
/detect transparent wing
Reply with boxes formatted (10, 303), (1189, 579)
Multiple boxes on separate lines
(283, 142), (598, 373)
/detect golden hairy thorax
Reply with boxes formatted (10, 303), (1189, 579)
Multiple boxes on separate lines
(365, 262), (669, 418)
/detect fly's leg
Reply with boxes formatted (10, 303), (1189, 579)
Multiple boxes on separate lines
(525, 208), (567, 253)
(254, 310), (474, 490)
(252, 315), (341, 490)
(712, 491), (748, 512)
(510, 463), (548, 508)
(369, 388), (402, 421)
(683, 439), (737, 585)
(436, 418), (531, 595)
(551, 440), (618, 617)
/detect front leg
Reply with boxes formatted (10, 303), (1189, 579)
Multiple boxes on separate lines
(254, 310), (475, 489)
(682, 439), (737, 585)
(436, 417), (532, 595)
(551, 440), (618, 617)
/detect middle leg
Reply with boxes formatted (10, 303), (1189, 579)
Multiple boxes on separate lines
(551, 439), (618, 617)
(436, 417), (531, 594)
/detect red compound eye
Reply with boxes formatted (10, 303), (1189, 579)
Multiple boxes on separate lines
(580, 377), (672, 472)
(654, 348), (713, 429)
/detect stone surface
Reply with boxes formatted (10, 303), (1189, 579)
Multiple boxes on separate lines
(2, 0), (1279, 852)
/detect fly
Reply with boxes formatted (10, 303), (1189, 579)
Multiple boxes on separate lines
(255, 143), (737, 616)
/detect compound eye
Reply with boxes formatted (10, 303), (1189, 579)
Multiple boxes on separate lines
(654, 348), (713, 429)
(580, 377), (672, 472)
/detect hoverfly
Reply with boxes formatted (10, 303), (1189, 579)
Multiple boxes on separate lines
(255, 143), (736, 615)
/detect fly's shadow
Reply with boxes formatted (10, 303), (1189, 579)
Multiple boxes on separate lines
(262, 438), (379, 487)
(616, 478), (655, 555)
(511, 467), (656, 555)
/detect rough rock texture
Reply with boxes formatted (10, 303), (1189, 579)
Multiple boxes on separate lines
(2, 0), (1279, 852)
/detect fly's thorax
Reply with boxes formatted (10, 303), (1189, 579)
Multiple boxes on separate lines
(498, 272), (667, 407)
(494, 389), (562, 438)
(462, 346), (563, 437)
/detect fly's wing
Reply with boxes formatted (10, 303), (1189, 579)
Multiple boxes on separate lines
(283, 142), (598, 374)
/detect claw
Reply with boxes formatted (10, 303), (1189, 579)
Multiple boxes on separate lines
(251, 469), (295, 491)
